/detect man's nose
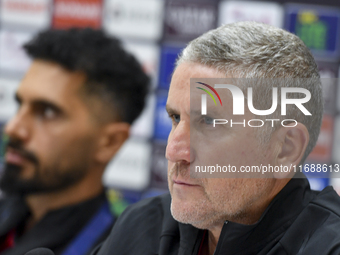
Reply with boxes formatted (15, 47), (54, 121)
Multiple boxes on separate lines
(5, 109), (30, 143)
(165, 121), (191, 163)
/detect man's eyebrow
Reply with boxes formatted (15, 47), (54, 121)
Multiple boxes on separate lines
(15, 92), (65, 113)
(31, 99), (64, 113)
(165, 105), (178, 115)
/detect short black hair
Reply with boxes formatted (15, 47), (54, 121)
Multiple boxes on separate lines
(23, 28), (150, 124)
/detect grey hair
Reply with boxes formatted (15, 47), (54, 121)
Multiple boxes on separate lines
(177, 21), (323, 164)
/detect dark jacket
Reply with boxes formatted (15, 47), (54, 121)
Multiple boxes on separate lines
(93, 178), (340, 255)
(0, 193), (114, 255)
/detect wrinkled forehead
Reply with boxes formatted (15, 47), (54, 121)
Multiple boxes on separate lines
(169, 62), (228, 94)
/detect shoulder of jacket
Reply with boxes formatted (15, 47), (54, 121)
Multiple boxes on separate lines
(310, 186), (340, 218)
(115, 193), (171, 225)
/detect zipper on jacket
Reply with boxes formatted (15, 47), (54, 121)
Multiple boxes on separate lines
(213, 221), (228, 255)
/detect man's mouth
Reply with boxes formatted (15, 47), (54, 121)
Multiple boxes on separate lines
(5, 148), (30, 165)
(173, 178), (200, 187)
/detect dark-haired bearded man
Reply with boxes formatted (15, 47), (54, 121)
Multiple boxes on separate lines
(0, 28), (149, 255)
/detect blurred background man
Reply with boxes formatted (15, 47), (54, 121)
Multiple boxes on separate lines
(0, 28), (149, 255)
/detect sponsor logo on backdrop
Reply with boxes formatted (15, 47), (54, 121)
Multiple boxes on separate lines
(166, 5), (215, 35)
(55, 2), (100, 20)
(103, 0), (163, 40)
(164, 1), (217, 41)
(219, 0), (283, 27)
(296, 11), (328, 50)
(0, 0), (51, 28)
(3, 0), (46, 12)
(53, 0), (102, 28)
(285, 4), (340, 59)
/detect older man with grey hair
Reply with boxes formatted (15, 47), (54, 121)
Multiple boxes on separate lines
(92, 21), (340, 255)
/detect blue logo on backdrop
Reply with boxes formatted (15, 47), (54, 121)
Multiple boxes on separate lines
(158, 45), (184, 90)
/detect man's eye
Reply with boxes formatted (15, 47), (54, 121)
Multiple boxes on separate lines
(203, 117), (213, 125)
(43, 107), (56, 119)
(37, 106), (58, 120)
(170, 114), (180, 124)
(199, 116), (213, 125)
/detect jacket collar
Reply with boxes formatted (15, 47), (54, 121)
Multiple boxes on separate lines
(177, 177), (314, 255)
(216, 177), (314, 254)
(0, 196), (29, 237)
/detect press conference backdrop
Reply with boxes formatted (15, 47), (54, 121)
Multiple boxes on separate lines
(0, 0), (339, 211)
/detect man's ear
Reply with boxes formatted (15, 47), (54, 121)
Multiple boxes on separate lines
(95, 122), (130, 164)
(272, 122), (309, 179)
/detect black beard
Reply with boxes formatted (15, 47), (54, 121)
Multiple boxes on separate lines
(0, 138), (87, 196)
(0, 163), (87, 196)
